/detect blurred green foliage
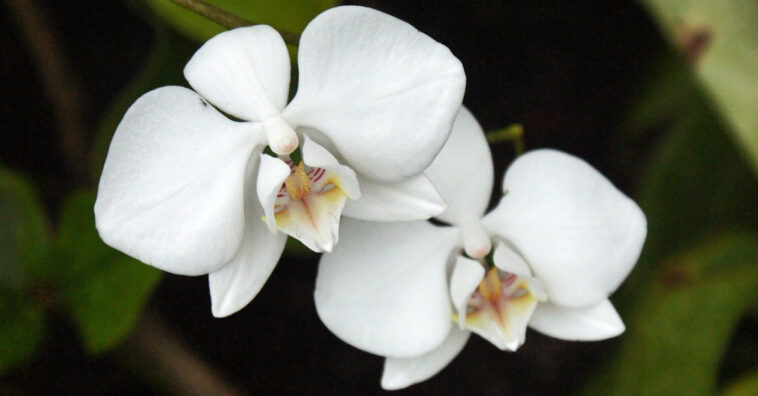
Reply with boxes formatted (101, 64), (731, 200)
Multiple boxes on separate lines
(0, 170), (48, 372)
(55, 192), (162, 354)
(589, 233), (758, 395)
(640, 0), (758, 176)
(142, 0), (338, 43)
(0, 170), (162, 371)
(584, 2), (758, 393)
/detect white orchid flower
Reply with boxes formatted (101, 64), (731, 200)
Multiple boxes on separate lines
(94, 6), (465, 318)
(314, 107), (647, 390)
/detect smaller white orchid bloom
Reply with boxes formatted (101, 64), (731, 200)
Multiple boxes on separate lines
(95, 6), (465, 318)
(314, 107), (647, 390)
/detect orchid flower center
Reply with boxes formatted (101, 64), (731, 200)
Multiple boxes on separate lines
(455, 266), (546, 351)
(270, 159), (349, 252)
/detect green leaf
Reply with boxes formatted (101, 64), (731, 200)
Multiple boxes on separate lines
(616, 49), (758, 304)
(639, 0), (758, 175)
(90, 27), (197, 182)
(66, 256), (162, 354)
(723, 367), (758, 396)
(586, 232), (758, 395)
(0, 168), (50, 289)
(142, 0), (339, 43)
(53, 191), (163, 354)
(0, 293), (45, 374)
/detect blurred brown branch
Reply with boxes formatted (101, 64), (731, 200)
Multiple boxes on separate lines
(4, 0), (89, 184)
(167, 0), (301, 45)
(118, 309), (246, 396)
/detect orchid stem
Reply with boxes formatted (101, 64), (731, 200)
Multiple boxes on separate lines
(486, 124), (524, 155)
(166, 0), (301, 45)
(5, 0), (90, 184)
(118, 309), (245, 396)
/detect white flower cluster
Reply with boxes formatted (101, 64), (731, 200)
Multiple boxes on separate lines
(95, 6), (646, 390)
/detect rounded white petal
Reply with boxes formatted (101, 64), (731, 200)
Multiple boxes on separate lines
(449, 256), (485, 329)
(209, 153), (287, 317)
(302, 135), (360, 199)
(381, 327), (470, 391)
(528, 299), (625, 341)
(95, 86), (261, 276)
(284, 5), (465, 182)
(184, 25), (290, 121)
(342, 174), (446, 221)
(256, 154), (292, 233)
(492, 242), (532, 276)
(483, 149), (647, 308)
(426, 107), (494, 225)
(314, 219), (459, 358)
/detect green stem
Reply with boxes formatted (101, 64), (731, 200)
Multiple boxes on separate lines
(167, 0), (301, 45)
(486, 124), (524, 155)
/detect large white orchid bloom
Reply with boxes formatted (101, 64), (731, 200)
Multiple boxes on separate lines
(94, 6), (465, 318)
(314, 107), (647, 390)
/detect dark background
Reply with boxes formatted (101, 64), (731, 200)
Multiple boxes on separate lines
(1, 0), (671, 394)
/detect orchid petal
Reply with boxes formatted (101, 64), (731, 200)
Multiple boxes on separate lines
(426, 107), (494, 225)
(492, 242), (532, 276)
(483, 149), (647, 308)
(449, 255), (485, 329)
(342, 174), (446, 221)
(209, 153), (288, 317)
(381, 327), (470, 391)
(284, 6), (465, 182)
(302, 135), (360, 199)
(256, 154), (291, 233)
(95, 86), (261, 276)
(529, 299), (625, 341)
(314, 219), (459, 358)
(184, 25), (290, 121)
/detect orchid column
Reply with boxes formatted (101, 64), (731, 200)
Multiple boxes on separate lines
(94, 6), (465, 317)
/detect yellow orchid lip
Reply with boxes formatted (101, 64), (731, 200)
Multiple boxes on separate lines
(268, 160), (349, 252)
(455, 267), (544, 351)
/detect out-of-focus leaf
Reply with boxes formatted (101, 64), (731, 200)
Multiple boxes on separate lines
(586, 233), (758, 396)
(66, 256), (162, 354)
(723, 368), (758, 396)
(640, 0), (758, 175)
(0, 292), (45, 374)
(142, 0), (338, 43)
(0, 168), (50, 288)
(615, 49), (758, 304)
(90, 27), (196, 181)
(54, 190), (162, 354)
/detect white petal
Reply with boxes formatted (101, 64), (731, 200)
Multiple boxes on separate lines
(302, 135), (360, 199)
(256, 154), (291, 233)
(342, 174), (446, 221)
(208, 154), (288, 317)
(449, 256), (485, 329)
(381, 327), (470, 391)
(426, 107), (494, 225)
(483, 149), (647, 308)
(493, 242), (532, 276)
(314, 219), (459, 358)
(529, 299), (625, 341)
(184, 25), (290, 121)
(284, 6), (465, 182)
(95, 86), (261, 276)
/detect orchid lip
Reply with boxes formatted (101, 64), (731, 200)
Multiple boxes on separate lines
(455, 266), (545, 351)
(268, 158), (350, 253)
